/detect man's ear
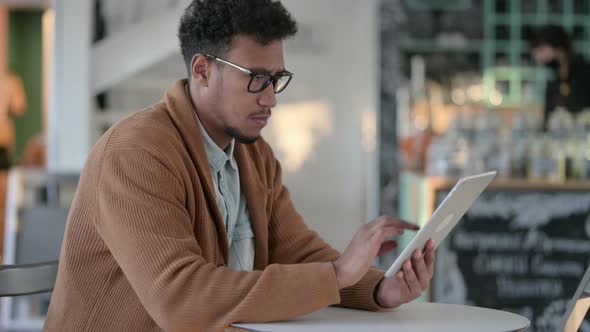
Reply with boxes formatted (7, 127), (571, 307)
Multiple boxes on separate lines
(191, 54), (211, 87)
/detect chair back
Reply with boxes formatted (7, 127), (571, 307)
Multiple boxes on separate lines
(0, 261), (58, 297)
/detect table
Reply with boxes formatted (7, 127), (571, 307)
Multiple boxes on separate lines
(230, 302), (530, 332)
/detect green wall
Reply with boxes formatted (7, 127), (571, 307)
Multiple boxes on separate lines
(9, 10), (43, 163)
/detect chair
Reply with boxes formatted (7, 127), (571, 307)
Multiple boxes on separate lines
(0, 261), (58, 297)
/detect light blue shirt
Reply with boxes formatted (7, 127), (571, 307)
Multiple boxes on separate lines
(195, 114), (255, 271)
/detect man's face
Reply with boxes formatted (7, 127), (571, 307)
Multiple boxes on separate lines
(532, 44), (558, 65)
(208, 35), (285, 144)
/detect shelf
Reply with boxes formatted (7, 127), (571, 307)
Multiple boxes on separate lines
(494, 14), (590, 26)
(484, 66), (546, 78)
(406, 0), (473, 11)
(400, 40), (589, 55)
(399, 0), (590, 108)
(401, 171), (590, 191)
(400, 38), (483, 53)
(482, 1), (590, 107)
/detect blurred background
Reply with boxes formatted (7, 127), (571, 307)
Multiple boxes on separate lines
(0, 0), (590, 331)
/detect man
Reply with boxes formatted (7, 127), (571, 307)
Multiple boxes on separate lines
(530, 25), (590, 127)
(44, 1), (435, 331)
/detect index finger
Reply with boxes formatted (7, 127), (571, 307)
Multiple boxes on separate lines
(376, 216), (420, 231)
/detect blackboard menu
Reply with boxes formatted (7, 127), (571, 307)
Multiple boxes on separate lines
(433, 189), (590, 332)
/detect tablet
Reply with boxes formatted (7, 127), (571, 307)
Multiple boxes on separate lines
(384, 171), (497, 278)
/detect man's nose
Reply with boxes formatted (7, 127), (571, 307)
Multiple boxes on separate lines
(258, 84), (277, 108)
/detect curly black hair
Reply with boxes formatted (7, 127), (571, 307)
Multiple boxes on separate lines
(178, 0), (298, 77)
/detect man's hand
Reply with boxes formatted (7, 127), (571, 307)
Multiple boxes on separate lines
(332, 216), (420, 289)
(375, 238), (435, 308)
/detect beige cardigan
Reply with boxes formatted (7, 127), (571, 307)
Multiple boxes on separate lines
(44, 80), (385, 332)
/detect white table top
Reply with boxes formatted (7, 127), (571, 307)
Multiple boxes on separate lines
(232, 302), (530, 332)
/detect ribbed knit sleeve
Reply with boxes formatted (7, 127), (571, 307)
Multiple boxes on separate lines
(95, 147), (341, 332)
(266, 154), (386, 311)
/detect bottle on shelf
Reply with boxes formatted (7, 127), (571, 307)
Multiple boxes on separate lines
(547, 107), (576, 179)
(509, 111), (532, 179)
(527, 134), (566, 182)
(425, 111), (470, 177)
(575, 110), (590, 179)
(579, 135), (590, 179)
(468, 110), (506, 176)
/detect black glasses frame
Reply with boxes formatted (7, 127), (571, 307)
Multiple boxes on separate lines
(205, 54), (293, 94)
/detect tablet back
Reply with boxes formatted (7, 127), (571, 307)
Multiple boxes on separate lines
(384, 171), (497, 278)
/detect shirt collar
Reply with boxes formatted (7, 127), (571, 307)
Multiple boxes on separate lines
(187, 85), (237, 172)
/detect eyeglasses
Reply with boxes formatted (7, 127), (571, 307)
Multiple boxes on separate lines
(205, 54), (293, 94)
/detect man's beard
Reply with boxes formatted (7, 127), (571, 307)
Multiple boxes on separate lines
(223, 109), (271, 144)
(224, 126), (260, 144)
